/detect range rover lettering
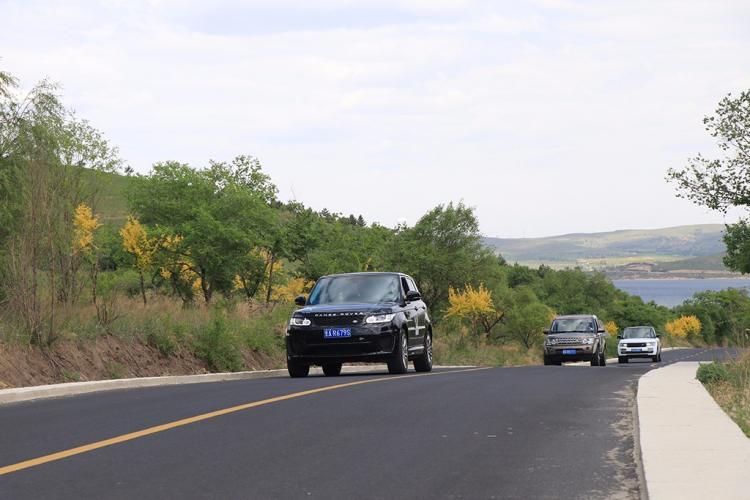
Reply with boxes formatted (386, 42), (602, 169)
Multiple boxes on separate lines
(285, 272), (433, 378)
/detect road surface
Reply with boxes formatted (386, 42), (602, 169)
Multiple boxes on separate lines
(0, 348), (738, 499)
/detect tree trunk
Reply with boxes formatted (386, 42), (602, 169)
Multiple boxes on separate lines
(265, 252), (276, 303)
(139, 269), (147, 305)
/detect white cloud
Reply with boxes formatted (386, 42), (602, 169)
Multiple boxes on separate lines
(1, 0), (749, 237)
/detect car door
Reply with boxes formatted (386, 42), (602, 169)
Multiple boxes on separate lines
(400, 276), (419, 349)
(407, 277), (428, 342)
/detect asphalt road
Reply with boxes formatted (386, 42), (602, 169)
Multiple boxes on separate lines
(0, 347), (739, 500)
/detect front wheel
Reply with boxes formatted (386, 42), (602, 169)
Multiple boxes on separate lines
(388, 332), (409, 374)
(619, 356), (629, 364)
(322, 362), (342, 376)
(413, 333), (433, 372)
(287, 359), (310, 378)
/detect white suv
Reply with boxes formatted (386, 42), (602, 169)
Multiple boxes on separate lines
(617, 326), (661, 363)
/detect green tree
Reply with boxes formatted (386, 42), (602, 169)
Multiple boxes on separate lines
(128, 157), (277, 303)
(667, 90), (750, 272)
(390, 202), (499, 312)
(501, 287), (552, 349)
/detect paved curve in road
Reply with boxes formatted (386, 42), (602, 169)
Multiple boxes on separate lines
(0, 348), (738, 499)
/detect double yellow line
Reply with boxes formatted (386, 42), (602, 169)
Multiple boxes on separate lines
(0, 367), (487, 476)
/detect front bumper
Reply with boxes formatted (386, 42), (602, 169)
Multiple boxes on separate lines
(286, 324), (399, 364)
(618, 344), (658, 358)
(543, 344), (595, 363)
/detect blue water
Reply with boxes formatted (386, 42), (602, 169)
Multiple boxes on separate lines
(612, 278), (750, 308)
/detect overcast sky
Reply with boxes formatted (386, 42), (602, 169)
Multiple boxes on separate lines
(2, 0), (749, 237)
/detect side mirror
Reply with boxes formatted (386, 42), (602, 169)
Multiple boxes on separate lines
(294, 295), (306, 306)
(617, 335), (623, 339)
(598, 328), (606, 333)
(656, 334), (661, 338)
(405, 290), (421, 302)
(543, 329), (550, 335)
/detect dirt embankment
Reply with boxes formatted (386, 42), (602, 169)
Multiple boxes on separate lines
(0, 337), (283, 389)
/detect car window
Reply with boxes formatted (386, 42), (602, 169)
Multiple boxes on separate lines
(622, 327), (656, 339)
(400, 277), (412, 294)
(308, 275), (402, 305)
(407, 277), (419, 293)
(550, 318), (595, 333)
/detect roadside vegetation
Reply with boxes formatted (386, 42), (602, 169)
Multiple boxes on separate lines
(697, 352), (750, 437)
(1, 71), (749, 387)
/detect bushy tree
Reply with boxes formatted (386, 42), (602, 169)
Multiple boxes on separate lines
(128, 157), (277, 303)
(667, 90), (750, 273)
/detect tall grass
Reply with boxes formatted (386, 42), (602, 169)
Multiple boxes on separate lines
(697, 351), (750, 437)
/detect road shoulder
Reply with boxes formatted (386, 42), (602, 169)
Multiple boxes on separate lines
(0, 364), (473, 405)
(638, 361), (750, 500)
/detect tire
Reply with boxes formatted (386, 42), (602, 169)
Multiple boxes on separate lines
(388, 331), (409, 374)
(544, 356), (553, 366)
(618, 356), (625, 364)
(413, 333), (433, 372)
(657, 352), (662, 362)
(591, 351), (600, 366)
(287, 360), (310, 378)
(652, 355), (659, 363)
(600, 350), (607, 367)
(322, 362), (342, 376)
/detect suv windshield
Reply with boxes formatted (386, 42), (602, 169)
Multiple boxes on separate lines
(308, 275), (401, 305)
(550, 318), (595, 333)
(622, 327), (656, 339)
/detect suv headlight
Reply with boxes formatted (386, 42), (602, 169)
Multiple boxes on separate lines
(289, 316), (311, 326)
(365, 313), (395, 324)
(546, 338), (557, 345)
(583, 338), (594, 345)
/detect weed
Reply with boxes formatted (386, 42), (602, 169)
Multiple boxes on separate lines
(194, 313), (243, 372)
(104, 361), (126, 379)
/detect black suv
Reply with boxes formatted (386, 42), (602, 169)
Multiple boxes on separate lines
(285, 272), (433, 377)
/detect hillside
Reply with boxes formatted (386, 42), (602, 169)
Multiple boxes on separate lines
(484, 224), (727, 270)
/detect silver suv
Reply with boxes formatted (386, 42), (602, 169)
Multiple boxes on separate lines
(543, 314), (608, 366)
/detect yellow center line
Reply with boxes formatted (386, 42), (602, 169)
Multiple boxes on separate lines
(0, 367), (489, 476)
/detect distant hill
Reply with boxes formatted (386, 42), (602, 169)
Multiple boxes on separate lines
(484, 224), (727, 269)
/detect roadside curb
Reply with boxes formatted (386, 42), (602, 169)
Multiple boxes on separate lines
(0, 365), (475, 405)
(637, 361), (750, 500)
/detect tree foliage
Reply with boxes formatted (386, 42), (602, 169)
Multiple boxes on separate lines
(667, 90), (750, 273)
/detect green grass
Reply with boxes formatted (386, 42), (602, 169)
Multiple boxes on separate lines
(697, 352), (750, 437)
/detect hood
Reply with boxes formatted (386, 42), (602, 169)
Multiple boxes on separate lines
(547, 332), (595, 338)
(297, 303), (396, 316)
(619, 337), (657, 342)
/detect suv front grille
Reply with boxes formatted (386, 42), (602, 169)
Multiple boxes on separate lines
(311, 313), (368, 326)
(624, 342), (647, 347)
(554, 337), (584, 345)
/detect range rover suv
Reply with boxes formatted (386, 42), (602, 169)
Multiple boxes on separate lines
(543, 314), (609, 366)
(285, 272), (433, 378)
(617, 326), (662, 363)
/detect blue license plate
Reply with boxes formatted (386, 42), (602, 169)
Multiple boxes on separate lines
(631, 348), (642, 352)
(562, 349), (576, 355)
(324, 328), (352, 339)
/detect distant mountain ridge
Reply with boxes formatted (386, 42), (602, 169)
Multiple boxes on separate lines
(483, 224), (726, 266)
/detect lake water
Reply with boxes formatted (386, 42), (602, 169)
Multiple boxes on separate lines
(612, 278), (750, 308)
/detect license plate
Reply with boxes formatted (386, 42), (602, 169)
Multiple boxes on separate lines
(324, 328), (352, 339)
(562, 349), (576, 355)
(631, 348), (641, 352)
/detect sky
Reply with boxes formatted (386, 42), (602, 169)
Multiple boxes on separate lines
(1, 0), (749, 237)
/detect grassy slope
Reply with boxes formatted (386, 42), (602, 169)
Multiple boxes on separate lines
(654, 253), (728, 272)
(697, 352), (750, 437)
(85, 169), (133, 224)
(485, 224), (726, 263)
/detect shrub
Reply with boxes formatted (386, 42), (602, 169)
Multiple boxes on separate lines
(194, 313), (243, 372)
(697, 362), (730, 384)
